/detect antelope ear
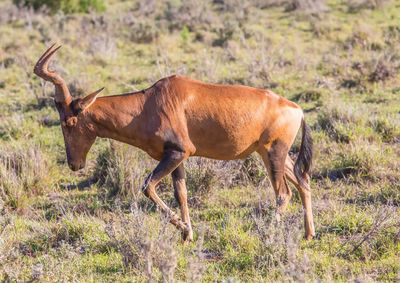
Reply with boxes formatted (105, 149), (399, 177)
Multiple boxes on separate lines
(79, 87), (104, 111)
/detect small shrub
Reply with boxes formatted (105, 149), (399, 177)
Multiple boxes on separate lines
(68, 77), (92, 98)
(340, 78), (362, 89)
(212, 20), (238, 47)
(186, 158), (218, 205)
(0, 115), (24, 141)
(0, 146), (47, 210)
(95, 142), (153, 202)
(187, 158), (258, 191)
(315, 106), (361, 143)
(384, 25), (400, 46)
(17, 223), (54, 256)
(340, 53), (397, 90)
(347, 0), (391, 12)
(78, 15), (117, 61)
(87, 34), (117, 61)
(0, 4), (20, 25)
(326, 145), (383, 180)
(121, 14), (159, 43)
(163, 0), (215, 32)
(332, 151), (374, 177)
(368, 56), (396, 83)
(348, 29), (386, 54)
(15, 215), (108, 257)
(213, 0), (250, 22)
(105, 211), (179, 281)
(180, 25), (190, 45)
(240, 154), (266, 186)
(344, 24), (378, 50)
(245, 40), (277, 87)
(251, 0), (288, 8)
(293, 89), (323, 102)
(310, 18), (333, 38)
(13, 0), (106, 14)
(369, 117), (399, 142)
(285, 0), (328, 14)
(185, 156), (265, 205)
(252, 210), (312, 280)
(353, 183), (400, 206)
(336, 206), (399, 261)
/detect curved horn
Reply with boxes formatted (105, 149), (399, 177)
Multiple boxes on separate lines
(33, 44), (72, 104)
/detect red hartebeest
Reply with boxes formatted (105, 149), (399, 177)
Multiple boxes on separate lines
(34, 44), (315, 241)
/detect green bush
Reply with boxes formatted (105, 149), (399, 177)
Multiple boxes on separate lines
(369, 117), (399, 142)
(13, 0), (106, 13)
(315, 106), (360, 143)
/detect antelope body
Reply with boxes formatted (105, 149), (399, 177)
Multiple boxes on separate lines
(34, 44), (315, 241)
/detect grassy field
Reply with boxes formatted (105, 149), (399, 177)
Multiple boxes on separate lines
(0, 0), (399, 281)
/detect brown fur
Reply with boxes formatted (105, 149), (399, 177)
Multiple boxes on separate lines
(34, 44), (315, 241)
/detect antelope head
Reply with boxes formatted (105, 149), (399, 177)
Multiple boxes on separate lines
(34, 44), (104, 171)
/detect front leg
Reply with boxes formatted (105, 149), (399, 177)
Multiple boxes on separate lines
(142, 148), (189, 236)
(172, 164), (193, 242)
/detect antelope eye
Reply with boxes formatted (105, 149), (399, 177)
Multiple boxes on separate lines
(65, 117), (78, 127)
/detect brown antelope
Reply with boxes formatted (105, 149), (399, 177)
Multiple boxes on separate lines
(34, 44), (315, 241)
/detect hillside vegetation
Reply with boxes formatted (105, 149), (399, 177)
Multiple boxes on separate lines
(0, 0), (399, 281)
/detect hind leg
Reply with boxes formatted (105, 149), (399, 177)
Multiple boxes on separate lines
(258, 140), (292, 217)
(172, 163), (193, 242)
(285, 156), (315, 239)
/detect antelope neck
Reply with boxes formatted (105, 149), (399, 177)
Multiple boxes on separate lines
(87, 92), (147, 144)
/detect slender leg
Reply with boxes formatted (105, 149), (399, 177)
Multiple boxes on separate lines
(258, 140), (292, 217)
(172, 163), (193, 241)
(285, 156), (315, 240)
(142, 149), (189, 234)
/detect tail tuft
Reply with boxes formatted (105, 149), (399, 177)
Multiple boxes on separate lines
(294, 118), (313, 188)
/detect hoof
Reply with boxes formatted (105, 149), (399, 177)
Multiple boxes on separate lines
(182, 227), (193, 243)
(275, 213), (281, 223)
(305, 232), (315, 240)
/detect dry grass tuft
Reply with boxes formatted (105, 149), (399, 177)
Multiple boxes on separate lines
(347, 0), (392, 12)
(315, 105), (361, 143)
(0, 146), (47, 211)
(95, 142), (154, 203)
(367, 54), (397, 83)
(336, 205), (400, 261)
(285, 0), (328, 14)
(105, 209), (206, 281)
(252, 209), (314, 281)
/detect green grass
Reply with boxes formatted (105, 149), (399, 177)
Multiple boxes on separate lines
(0, 0), (399, 281)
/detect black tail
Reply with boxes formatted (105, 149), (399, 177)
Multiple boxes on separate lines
(294, 118), (313, 188)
